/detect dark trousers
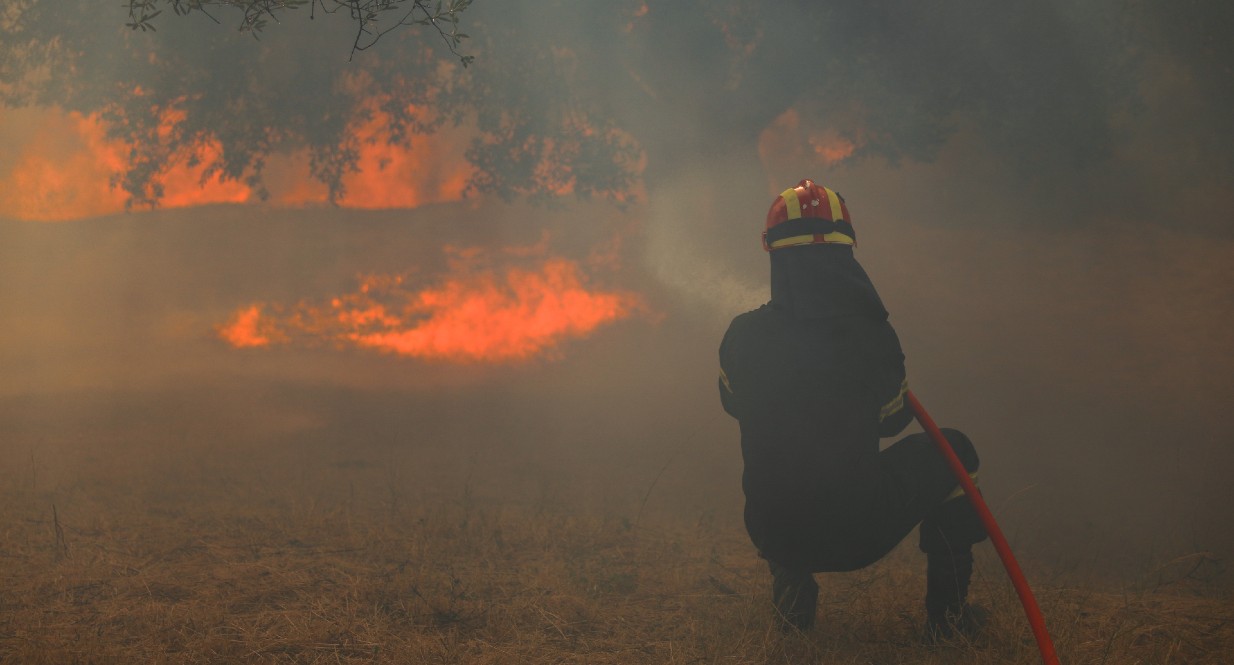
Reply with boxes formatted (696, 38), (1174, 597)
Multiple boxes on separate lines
(767, 429), (987, 627)
(808, 427), (987, 572)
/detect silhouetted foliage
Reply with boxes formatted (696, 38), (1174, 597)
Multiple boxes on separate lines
(1, 0), (1231, 209)
(124, 0), (473, 64)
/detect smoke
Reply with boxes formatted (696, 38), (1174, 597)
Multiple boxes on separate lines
(641, 170), (765, 322)
(2, 0), (1234, 585)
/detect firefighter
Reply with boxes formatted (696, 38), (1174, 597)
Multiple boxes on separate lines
(718, 179), (988, 640)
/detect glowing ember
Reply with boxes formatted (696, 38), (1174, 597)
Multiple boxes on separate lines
(216, 249), (645, 362)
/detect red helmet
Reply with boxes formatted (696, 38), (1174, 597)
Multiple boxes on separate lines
(762, 179), (854, 251)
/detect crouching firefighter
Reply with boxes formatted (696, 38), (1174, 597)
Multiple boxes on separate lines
(718, 179), (988, 640)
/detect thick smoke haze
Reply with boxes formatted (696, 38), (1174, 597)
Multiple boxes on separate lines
(3, 193), (1231, 583)
(2, 0), (1233, 590)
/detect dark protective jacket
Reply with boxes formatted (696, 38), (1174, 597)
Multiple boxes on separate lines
(719, 244), (914, 568)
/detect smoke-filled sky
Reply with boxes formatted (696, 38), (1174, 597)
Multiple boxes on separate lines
(2, 0), (1233, 580)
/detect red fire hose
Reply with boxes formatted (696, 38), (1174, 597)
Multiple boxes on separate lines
(907, 390), (1059, 664)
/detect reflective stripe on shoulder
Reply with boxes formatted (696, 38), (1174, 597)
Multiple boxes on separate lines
(878, 378), (908, 422)
(945, 472), (980, 501)
(719, 367), (733, 394)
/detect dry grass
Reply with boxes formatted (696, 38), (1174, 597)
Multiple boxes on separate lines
(1, 440), (1231, 665)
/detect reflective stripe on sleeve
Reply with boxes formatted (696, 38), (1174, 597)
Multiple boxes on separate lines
(878, 378), (908, 422)
(945, 471), (980, 501)
(719, 367), (733, 394)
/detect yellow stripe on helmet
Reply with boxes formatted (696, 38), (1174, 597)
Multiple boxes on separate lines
(767, 232), (855, 249)
(823, 186), (844, 222)
(780, 187), (802, 221)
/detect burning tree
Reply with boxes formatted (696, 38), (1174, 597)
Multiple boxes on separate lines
(2, 0), (1232, 221)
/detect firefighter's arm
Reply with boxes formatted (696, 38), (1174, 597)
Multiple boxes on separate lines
(876, 321), (913, 437)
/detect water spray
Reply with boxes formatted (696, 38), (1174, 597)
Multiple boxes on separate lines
(907, 390), (1059, 664)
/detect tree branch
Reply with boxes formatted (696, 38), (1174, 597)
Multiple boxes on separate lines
(125, 0), (472, 64)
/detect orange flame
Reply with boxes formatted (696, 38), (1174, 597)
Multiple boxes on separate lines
(0, 107), (250, 221)
(1, 108), (127, 221)
(216, 247), (645, 363)
(0, 101), (470, 221)
(268, 99), (470, 209)
(217, 305), (283, 348)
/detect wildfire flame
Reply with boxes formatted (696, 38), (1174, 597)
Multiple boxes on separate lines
(269, 98), (471, 209)
(0, 107), (249, 221)
(216, 305), (281, 349)
(0, 102), (469, 221)
(216, 245), (646, 363)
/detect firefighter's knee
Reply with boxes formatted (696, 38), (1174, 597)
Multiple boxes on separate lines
(919, 492), (988, 554)
(939, 428), (979, 473)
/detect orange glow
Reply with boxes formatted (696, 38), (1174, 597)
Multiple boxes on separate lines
(757, 107), (863, 190)
(625, 3), (649, 32)
(271, 99), (470, 209)
(158, 138), (254, 208)
(0, 101), (471, 221)
(1, 109), (129, 221)
(0, 107), (251, 221)
(216, 305), (281, 348)
(217, 246), (646, 363)
(810, 129), (857, 164)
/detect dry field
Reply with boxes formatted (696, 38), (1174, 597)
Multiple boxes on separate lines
(2, 437), (1231, 665)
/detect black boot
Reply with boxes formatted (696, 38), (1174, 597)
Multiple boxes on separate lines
(923, 548), (987, 643)
(768, 560), (818, 631)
